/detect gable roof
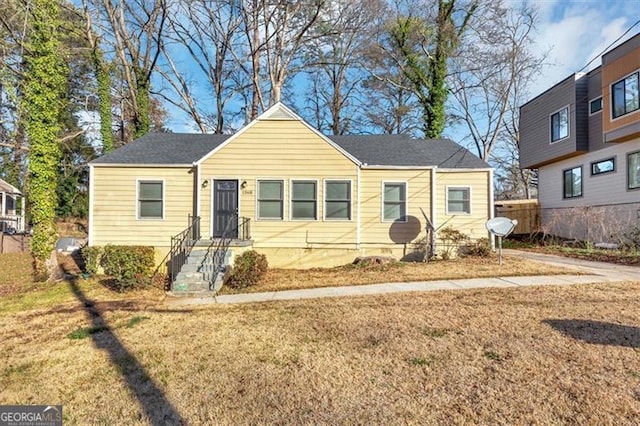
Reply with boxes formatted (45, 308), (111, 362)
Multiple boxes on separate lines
(90, 103), (489, 169)
(329, 135), (489, 169)
(0, 178), (21, 194)
(90, 133), (230, 165)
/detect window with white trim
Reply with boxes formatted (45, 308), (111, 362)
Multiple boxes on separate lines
(550, 107), (569, 142)
(628, 151), (640, 190)
(612, 71), (639, 119)
(447, 187), (471, 214)
(257, 180), (283, 219)
(382, 182), (406, 221)
(291, 180), (317, 220)
(325, 180), (351, 220)
(138, 181), (163, 219)
(563, 166), (582, 198)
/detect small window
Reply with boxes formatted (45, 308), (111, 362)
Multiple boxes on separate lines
(589, 97), (602, 115)
(291, 180), (317, 220)
(447, 187), (471, 214)
(550, 107), (569, 142)
(563, 166), (582, 198)
(138, 181), (163, 219)
(325, 180), (351, 220)
(612, 71), (639, 119)
(257, 180), (283, 219)
(382, 182), (406, 221)
(628, 151), (640, 190)
(591, 158), (615, 176)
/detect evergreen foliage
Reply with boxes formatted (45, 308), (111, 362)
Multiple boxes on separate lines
(23, 0), (68, 276)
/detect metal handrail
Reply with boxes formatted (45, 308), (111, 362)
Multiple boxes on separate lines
(201, 216), (251, 290)
(169, 215), (201, 287)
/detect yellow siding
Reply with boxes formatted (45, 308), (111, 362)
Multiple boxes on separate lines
(435, 170), (491, 243)
(199, 119), (359, 249)
(359, 169), (431, 247)
(91, 166), (193, 247)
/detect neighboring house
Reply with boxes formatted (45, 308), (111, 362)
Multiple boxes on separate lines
(89, 103), (492, 271)
(0, 178), (26, 233)
(519, 33), (640, 243)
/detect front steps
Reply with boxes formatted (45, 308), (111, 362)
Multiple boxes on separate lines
(171, 249), (233, 295)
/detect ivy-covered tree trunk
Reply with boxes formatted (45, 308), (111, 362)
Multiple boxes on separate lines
(23, 0), (68, 279)
(91, 47), (113, 152)
(133, 67), (150, 139)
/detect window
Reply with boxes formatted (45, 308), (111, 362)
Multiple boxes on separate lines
(291, 180), (317, 220)
(447, 187), (471, 214)
(563, 166), (582, 198)
(612, 71), (639, 119)
(257, 180), (283, 219)
(591, 158), (615, 176)
(629, 151), (640, 190)
(382, 182), (406, 221)
(138, 181), (163, 219)
(589, 97), (602, 115)
(325, 180), (351, 220)
(550, 107), (569, 142)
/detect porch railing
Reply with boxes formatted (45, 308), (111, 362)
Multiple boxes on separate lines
(169, 215), (201, 286)
(202, 216), (251, 290)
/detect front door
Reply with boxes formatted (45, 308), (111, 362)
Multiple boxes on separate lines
(212, 179), (238, 238)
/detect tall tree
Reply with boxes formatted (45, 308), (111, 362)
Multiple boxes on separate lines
(22, 0), (68, 278)
(449, 0), (545, 198)
(377, 0), (476, 138)
(93, 0), (167, 141)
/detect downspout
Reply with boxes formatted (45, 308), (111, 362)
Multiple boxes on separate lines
(88, 165), (94, 245)
(356, 166), (361, 250)
(194, 162), (201, 218)
(430, 166), (437, 257)
(488, 168), (495, 250)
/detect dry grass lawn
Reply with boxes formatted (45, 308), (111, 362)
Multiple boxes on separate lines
(225, 255), (576, 293)
(1, 272), (640, 424)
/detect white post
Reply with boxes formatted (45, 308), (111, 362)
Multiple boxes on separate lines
(21, 195), (25, 232)
(1, 191), (6, 216)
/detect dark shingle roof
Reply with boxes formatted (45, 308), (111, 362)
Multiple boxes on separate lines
(329, 135), (489, 169)
(91, 131), (489, 169)
(90, 133), (230, 165)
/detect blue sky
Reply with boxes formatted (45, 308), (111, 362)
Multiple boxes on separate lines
(526, 0), (640, 100)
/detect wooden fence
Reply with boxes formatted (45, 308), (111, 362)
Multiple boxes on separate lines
(494, 199), (540, 235)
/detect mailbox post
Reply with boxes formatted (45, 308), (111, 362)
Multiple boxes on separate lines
(485, 217), (518, 266)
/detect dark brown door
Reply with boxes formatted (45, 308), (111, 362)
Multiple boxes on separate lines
(212, 180), (238, 238)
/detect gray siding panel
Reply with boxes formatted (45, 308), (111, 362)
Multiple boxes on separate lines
(520, 75), (581, 168)
(587, 68), (605, 151)
(575, 76), (589, 151)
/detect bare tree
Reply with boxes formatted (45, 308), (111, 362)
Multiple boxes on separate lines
(92, 0), (167, 140)
(157, 0), (243, 134)
(449, 0), (545, 198)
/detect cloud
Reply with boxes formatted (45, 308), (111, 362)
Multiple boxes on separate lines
(526, 0), (638, 100)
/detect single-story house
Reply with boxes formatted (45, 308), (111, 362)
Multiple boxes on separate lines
(88, 103), (493, 269)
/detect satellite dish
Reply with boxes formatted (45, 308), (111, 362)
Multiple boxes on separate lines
(485, 217), (518, 266)
(486, 217), (518, 237)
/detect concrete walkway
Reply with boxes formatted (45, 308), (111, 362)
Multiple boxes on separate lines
(167, 250), (640, 306)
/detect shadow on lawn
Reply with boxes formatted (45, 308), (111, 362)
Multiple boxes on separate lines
(544, 319), (640, 348)
(67, 277), (185, 424)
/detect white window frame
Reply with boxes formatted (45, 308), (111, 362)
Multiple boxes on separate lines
(445, 186), (472, 215)
(256, 179), (284, 220)
(550, 105), (570, 143)
(381, 181), (408, 223)
(611, 69), (640, 120)
(323, 179), (353, 221)
(136, 178), (165, 220)
(290, 179), (318, 221)
(589, 96), (603, 116)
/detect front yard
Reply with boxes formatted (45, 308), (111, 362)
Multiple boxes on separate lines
(1, 273), (639, 424)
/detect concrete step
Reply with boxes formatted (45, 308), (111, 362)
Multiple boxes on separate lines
(172, 280), (210, 292)
(175, 271), (204, 281)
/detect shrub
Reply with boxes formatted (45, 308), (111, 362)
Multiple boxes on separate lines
(226, 250), (268, 289)
(100, 245), (155, 291)
(465, 238), (492, 257)
(439, 227), (469, 260)
(81, 245), (103, 275)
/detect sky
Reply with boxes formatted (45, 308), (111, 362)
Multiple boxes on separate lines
(525, 0), (640, 101)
